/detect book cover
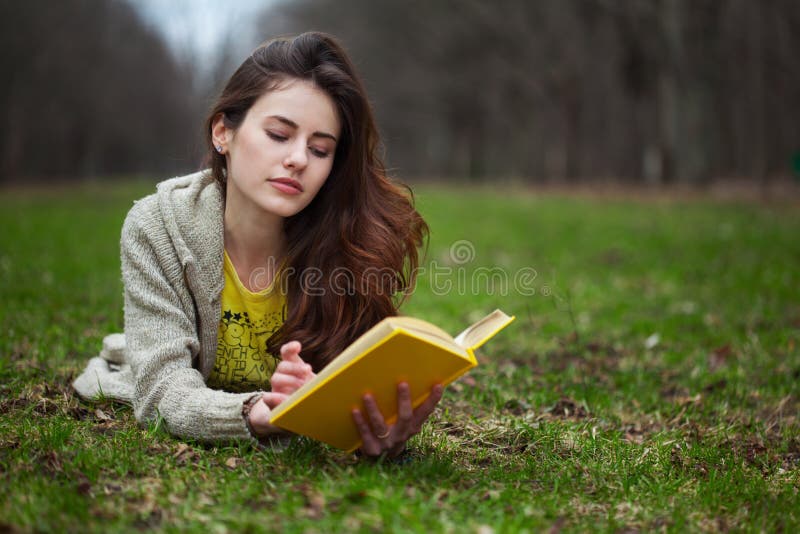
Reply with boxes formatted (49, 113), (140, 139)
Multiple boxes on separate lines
(269, 309), (515, 451)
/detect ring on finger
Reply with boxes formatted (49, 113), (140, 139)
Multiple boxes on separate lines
(376, 429), (391, 439)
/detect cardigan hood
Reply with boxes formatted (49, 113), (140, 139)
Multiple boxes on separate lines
(156, 170), (226, 304)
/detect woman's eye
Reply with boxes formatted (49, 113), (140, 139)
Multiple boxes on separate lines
(310, 147), (330, 158)
(266, 131), (287, 142)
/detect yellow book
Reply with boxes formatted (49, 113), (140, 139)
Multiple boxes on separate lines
(269, 309), (515, 451)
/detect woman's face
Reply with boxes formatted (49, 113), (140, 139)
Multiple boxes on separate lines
(213, 78), (341, 218)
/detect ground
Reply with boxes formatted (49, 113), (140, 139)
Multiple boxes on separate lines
(0, 179), (798, 532)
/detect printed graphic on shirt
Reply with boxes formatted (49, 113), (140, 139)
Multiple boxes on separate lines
(209, 305), (285, 393)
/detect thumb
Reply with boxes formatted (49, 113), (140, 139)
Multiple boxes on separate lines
(280, 340), (303, 362)
(262, 392), (288, 409)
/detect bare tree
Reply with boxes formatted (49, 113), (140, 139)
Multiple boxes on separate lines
(252, 0), (800, 184)
(0, 0), (200, 181)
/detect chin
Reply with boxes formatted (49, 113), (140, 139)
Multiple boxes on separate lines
(259, 198), (308, 218)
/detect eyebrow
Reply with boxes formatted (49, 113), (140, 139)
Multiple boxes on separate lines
(267, 115), (337, 143)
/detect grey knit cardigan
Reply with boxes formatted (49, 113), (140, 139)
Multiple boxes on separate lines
(73, 170), (264, 444)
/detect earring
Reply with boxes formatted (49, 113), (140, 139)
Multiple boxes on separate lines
(215, 145), (223, 153)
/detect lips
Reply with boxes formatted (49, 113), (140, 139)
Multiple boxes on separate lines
(268, 177), (304, 192)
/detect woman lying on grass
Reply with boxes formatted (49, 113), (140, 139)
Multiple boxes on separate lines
(73, 32), (442, 458)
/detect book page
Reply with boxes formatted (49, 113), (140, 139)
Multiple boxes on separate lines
(389, 316), (455, 345)
(454, 309), (514, 350)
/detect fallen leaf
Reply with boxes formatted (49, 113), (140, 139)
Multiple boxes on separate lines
(712, 344), (732, 359)
(303, 488), (326, 519)
(345, 490), (367, 503)
(709, 344), (733, 370)
(624, 431), (644, 445)
(33, 398), (60, 415)
(503, 398), (531, 415)
(675, 394), (702, 406)
(547, 517), (566, 534)
(702, 379), (727, 393)
(173, 443), (190, 458)
(42, 451), (64, 474)
(197, 493), (215, 507)
(225, 456), (241, 469)
(172, 443), (200, 465)
(549, 398), (589, 419)
(480, 490), (500, 501)
(77, 480), (92, 496)
(103, 483), (122, 495)
(75, 470), (91, 496)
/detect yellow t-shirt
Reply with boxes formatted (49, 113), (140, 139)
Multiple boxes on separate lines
(207, 250), (287, 393)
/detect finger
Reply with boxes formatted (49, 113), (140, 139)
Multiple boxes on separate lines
(275, 361), (312, 378)
(280, 341), (303, 362)
(363, 393), (391, 443)
(392, 382), (413, 439)
(352, 409), (381, 457)
(262, 392), (288, 409)
(411, 383), (444, 432)
(270, 373), (306, 392)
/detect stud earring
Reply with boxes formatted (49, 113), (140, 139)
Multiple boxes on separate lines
(215, 145), (223, 153)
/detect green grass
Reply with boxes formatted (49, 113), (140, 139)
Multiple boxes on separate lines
(1, 179), (798, 532)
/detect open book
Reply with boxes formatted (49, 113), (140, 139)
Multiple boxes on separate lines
(269, 309), (515, 451)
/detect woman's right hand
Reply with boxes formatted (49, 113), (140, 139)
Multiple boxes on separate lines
(270, 341), (316, 396)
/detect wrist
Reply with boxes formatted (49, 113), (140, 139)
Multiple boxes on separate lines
(242, 395), (279, 439)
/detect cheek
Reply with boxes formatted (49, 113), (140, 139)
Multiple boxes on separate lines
(318, 157), (335, 178)
(313, 163), (334, 189)
(240, 135), (266, 163)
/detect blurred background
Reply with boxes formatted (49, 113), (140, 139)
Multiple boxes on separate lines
(2, 0), (799, 187)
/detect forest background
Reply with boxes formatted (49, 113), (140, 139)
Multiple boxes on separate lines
(2, 0), (799, 187)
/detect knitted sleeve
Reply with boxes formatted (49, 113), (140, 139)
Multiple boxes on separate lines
(120, 198), (263, 444)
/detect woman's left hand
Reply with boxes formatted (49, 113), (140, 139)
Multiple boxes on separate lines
(352, 382), (444, 458)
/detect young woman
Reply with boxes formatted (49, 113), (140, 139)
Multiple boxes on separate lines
(73, 32), (442, 458)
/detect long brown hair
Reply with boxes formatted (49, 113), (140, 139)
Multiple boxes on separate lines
(203, 32), (429, 370)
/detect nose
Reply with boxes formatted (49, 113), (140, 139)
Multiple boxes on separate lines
(283, 139), (308, 171)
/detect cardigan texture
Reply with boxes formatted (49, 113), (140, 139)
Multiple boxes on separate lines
(73, 170), (264, 444)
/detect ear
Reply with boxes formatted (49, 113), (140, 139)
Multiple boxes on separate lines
(211, 113), (232, 152)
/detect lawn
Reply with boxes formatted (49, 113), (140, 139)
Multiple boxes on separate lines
(1, 179), (798, 532)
